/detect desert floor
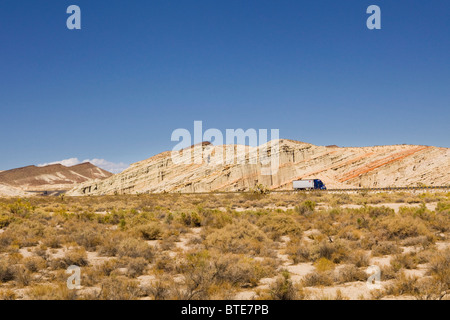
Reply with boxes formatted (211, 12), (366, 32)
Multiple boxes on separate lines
(0, 191), (449, 300)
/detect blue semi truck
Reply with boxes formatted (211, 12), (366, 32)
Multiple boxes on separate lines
(293, 179), (327, 190)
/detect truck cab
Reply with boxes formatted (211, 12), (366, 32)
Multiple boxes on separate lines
(314, 179), (327, 190)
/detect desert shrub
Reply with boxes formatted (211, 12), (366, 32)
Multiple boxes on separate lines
(97, 233), (125, 257)
(8, 199), (35, 217)
(269, 271), (297, 300)
(8, 252), (23, 264)
(204, 221), (271, 256)
(311, 240), (350, 263)
(0, 214), (13, 229)
(256, 214), (302, 240)
(33, 245), (48, 259)
(250, 184), (270, 195)
(379, 215), (431, 240)
(27, 283), (78, 300)
(79, 266), (101, 287)
(371, 241), (402, 256)
(97, 259), (119, 276)
(314, 258), (335, 273)
(302, 271), (334, 287)
(124, 257), (148, 278)
(2, 221), (44, 247)
(333, 289), (350, 300)
(154, 253), (177, 273)
(199, 210), (232, 229)
(117, 238), (154, 261)
(346, 250), (370, 267)
(42, 234), (64, 249)
(135, 222), (162, 240)
(335, 265), (367, 284)
(23, 256), (47, 273)
(385, 273), (420, 296)
(0, 289), (16, 300)
(13, 265), (32, 286)
(332, 193), (351, 205)
(366, 206), (394, 218)
(175, 250), (216, 300)
(70, 226), (103, 251)
(0, 260), (15, 282)
(401, 236), (433, 248)
(213, 253), (276, 287)
(179, 212), (202, 227)
(391, 252), (419, 271)
(100, 277), (141, 300)
(286, 241), (311, 263)
(295, 200), (316, 215)
(337, 225), (363, 241)
(378, 265), (398, 281)
(435, 201), (450, 213)
(52, 247), (89, 269)
(159, 238), (177, 251)
(427, 249), (450, 289)
(413, 277), (448, 300)
(142, 273), (172, 300)
(65, 247), (89, 267)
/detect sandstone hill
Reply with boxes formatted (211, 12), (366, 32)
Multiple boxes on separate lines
(0, 162), (113, 193)
(67, 139), (449, 196)
(0, 183), (32, 197)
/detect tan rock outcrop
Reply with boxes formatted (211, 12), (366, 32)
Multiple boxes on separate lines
(67, 139), (450, 196)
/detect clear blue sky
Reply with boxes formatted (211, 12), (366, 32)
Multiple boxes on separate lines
(1, 0), (449, 171)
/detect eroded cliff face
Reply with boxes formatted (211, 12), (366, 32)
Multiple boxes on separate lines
(67, 139), (450, 196)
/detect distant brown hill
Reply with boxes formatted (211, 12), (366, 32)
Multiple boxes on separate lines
(0, 162), (113, 192)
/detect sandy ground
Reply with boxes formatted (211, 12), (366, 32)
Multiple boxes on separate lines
(218, 202), (439, 213)
(339, 203), (438, 212)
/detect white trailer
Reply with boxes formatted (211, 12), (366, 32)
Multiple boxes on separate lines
(293, 180), (314, 190)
